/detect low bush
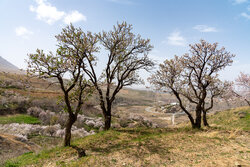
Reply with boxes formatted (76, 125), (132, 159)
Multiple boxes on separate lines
(26, 107), (104, 132)
(0, 90), (30, 114)
(0, 123), (95, 139)
(27, 107), (44, 117)
(30, 98), (64, 113)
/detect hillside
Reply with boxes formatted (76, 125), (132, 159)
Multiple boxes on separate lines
(4, 106), (250, 167)
(1, 71), (249, 166)
(0, 56), (21, 73)
(0, 71), (171, 116)
(0, 133), (40, 164)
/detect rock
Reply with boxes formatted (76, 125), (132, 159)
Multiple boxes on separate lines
(55, 129), (65, 138)
(99, 127), (104, 131)
(89, 130), (95, 135)
(71, 126), (78, 131)
(111, 123), (120, 129)
(235, 161), (241, 167)
(93, 121), (103, 128)
(72, 128), (90, 137)
(85, 120), (95, 127)
(119, 118), (132, 128)
(77, 115), (87, 123)
(152, 123), (159, 128)
(238, 111), (246, 119)
(128, 122), (142, 128)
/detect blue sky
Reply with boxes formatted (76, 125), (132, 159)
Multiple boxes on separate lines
(0, 0), (249, 87)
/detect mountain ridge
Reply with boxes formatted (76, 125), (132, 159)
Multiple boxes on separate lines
(0, 56), (21, 73)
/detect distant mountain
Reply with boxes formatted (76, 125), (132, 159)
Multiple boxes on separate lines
(0, 56), (21, 73)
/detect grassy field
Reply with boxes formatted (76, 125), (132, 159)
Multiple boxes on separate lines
(0, 114), (40, 124)
(208, 107), (250, 131)
(4, 106), (250, 167)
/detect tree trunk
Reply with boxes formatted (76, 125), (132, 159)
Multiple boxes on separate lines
(64, 114), (76, 147)
(103, 102), (112, 131)
(203, 111), (209, 127)
(187, 115), (195, 128)
(194, 109), (202, 129)
(104, 111), (111, 130)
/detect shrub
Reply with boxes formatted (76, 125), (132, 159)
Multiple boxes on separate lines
(30, 98), (63, 113)
(27, 106), (105, 132)
(39, 110), (51, 125)
(119, 118), (133, 128)
(57, 113), (67, 127)
(27, 107), (44, 117)
(44, 126), (57, 136)
(50, 115), (59, 125)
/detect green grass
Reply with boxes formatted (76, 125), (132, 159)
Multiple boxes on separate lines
(4, 149), (60, 167)
(208, 106), (250, 131)
(0, 114), (40, 124)
(4, 129), (167, 167)
(4, 107), (250, 167)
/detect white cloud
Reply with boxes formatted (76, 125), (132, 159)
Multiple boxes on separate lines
(64, 11), (87, 24)
(193, 25), (218, 32)
(165, 31), (186, 46)
(30, 0), (86, 25)
(29, 0), (65, 24)
(247, 6), (250, 11)
(234, 0), (248, 4)
(241, 12), (250, 19)
(15, 26), (33, 39)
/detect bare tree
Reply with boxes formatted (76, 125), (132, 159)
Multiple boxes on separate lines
(150, 40), (234, 128)
(82, 22), (154, 130)
(27, 24), (95, 147)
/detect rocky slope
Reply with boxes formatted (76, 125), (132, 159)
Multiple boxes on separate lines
(0, 56), (21, 73)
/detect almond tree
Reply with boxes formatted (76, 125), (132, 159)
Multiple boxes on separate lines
(82, 22), (154, 130)
(235, 72), (250, 105)
(27, 24), (95, 147)
(150, 40), (234, 128)
(224, 72), (250, 106)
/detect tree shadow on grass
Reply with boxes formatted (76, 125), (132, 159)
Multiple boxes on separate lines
(84, 128), (172, 158)
(116, 128), (171, 135)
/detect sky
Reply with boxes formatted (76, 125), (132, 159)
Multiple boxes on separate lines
(0, 0), (249, 88)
